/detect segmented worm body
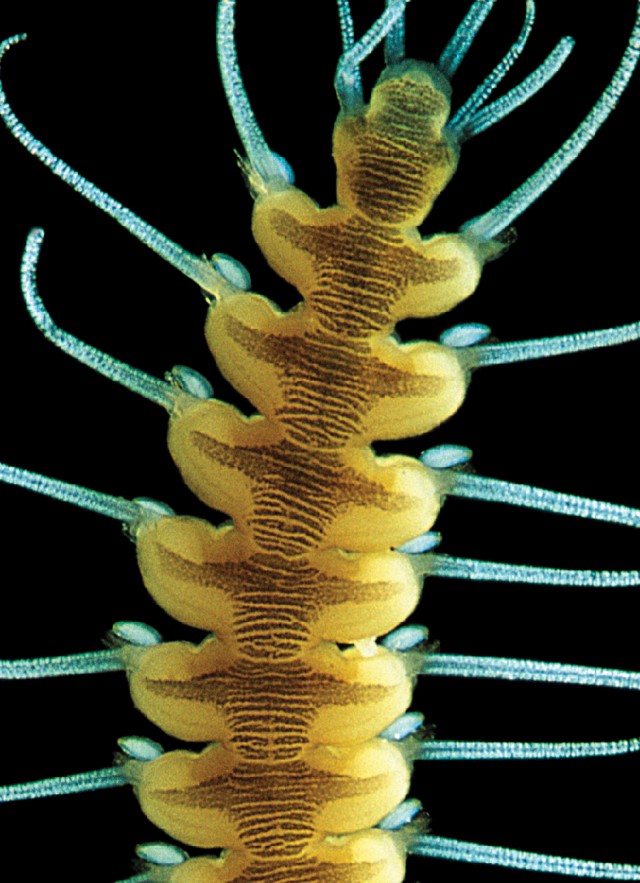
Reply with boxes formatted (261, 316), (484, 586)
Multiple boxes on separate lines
(1, 2), (640, 882)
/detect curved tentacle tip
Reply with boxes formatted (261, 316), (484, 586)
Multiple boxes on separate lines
(0, 33), (28, 110)
(0, 33), (28, 58)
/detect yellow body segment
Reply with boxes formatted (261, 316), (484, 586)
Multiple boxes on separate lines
(127, 638), (414, 747)
(206, 292), (469, 445)
(128, 740), (410, 852)
(124, 60), (486, 880)
(137, 518), (424, 652)
(168, 404), (443, 553)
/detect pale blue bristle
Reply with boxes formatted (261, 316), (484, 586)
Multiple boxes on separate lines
(449, 0), (536, 132)
(471, 316), (640, 366)
(335, 0), (361, 103)
(384, 0), (406, 65)
(0, 462), (143, 524)
(429, 552), (640, 588)
(0, 767), (126, 803)
(21, 229), (176, 409)
(462, 5), (640, 239)
(419, 736), (640, 761)
(424, 653), (640, 693)
(411, 835), (640, 879)
(448, 471), (640, 528)
(438, 0), (500, 79)
(216, 0), (292, 191)
(0, 650), (124, 680)
(336, 0), (356, 54)
(335, 0), (408, 110)
(0, 37), (224, 294)
(456, 36), (575, 141)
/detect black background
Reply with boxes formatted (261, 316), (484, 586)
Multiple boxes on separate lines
(0, 1), (639, 881)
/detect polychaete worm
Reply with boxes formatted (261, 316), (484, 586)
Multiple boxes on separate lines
(0, 2), (639, 881)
